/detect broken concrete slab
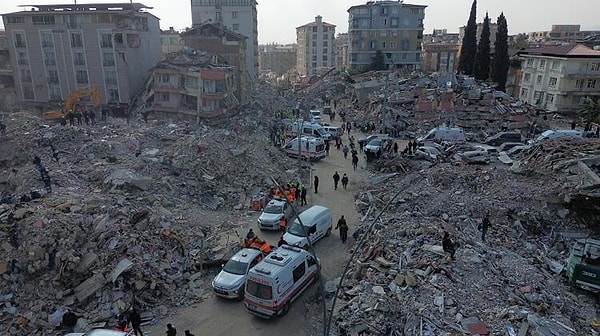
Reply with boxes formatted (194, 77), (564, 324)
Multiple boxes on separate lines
(74, 273), (106, 302)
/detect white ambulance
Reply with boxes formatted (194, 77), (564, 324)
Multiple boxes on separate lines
(244, 245), (319, 318)
(282, 136), (326, 161)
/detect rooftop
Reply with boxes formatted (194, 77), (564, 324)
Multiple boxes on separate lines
(7, 3), (152, 14)
(518, 43), (600, 58)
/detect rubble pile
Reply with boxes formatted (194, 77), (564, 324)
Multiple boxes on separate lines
(0, 106), (297, 334)
(332, 152), (600, 335)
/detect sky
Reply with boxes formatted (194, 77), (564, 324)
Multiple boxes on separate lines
(1, 0), (600, 44)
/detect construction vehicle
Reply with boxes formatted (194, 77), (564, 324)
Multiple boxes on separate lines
(566, 238), (600, 292)
(42, 86), (101, 120)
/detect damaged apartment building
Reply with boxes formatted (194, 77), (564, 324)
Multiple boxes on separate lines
(134, 50), (239, 122)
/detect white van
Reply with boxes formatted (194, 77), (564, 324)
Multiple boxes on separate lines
(309, 109), (321, 119)
(417, 127), (466, 144)
(287, 121), (332, 141)
(282, 205), (332, 249)
(322, 126), (343, 139)
(283, 136), (326, 161)
(244, 245), (319, 318)
(531, 129), (582, 143)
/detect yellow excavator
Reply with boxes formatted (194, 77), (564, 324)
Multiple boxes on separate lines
(42, 86), (101, 120)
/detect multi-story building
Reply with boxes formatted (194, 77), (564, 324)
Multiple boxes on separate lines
(161, 27), (184, 59)
(334, 33), (349, 70)
(517, 44), (600, 114)
(258, 44), (297, 76)
(190, 0), (258, 80)
(2, 3), (161, 108)
(181, 22), (247, 101)
(421, 29), (460, 73)
(296, 16), (336, 77)
(347, 0), (426, 73)
(149, 50), (238, 121)
(0, 30), (16, 107)
(528, 25), (600, 44)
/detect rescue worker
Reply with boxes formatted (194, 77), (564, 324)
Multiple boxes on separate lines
(300, 185), (308, 206)
(333, 171), (340, 190)
(335, 215), (349, 243)
(442, 231), (457, 260)
(279, 217), (287, 231)
(115, 314), (128, 332)
(246, 229), (255, 240)
(166, 323), (177, 336)
(259, 241), (272, 254)
(128, 307), (144, 336)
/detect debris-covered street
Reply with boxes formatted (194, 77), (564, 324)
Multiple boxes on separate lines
(1, 71), (600, 336)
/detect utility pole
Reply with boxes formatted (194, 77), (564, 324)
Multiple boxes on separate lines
(297, 120), (303, 182)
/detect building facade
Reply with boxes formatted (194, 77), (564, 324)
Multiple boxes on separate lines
(2, 3), (161, 107)
(334, 33), (349, 70)
(161, 27), (184, 59)
(296, 16), (336, 77)
(190, 0), (258, 80)
(258, 43), (297, 76)
(181, 23), (247, 101)
(517, 44), (600, 114)
(421, 29), (460, 73)
(347, 0), (426, 73)
(149, 51), (237, 121)
(459, 22), (498, 46)
(528, 25), (600, 44)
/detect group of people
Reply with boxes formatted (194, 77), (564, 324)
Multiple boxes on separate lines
(242, 229), (273, 254)
(332, 171), (349, 191)
(403, 140), (420, 155)
(63, 109), (98, 127)
(269, 181), (307, 206)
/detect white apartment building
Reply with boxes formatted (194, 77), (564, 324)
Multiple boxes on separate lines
(517, 44), (600, 114)
(296, 16), (336, 77)
(191, 0), (258, 79)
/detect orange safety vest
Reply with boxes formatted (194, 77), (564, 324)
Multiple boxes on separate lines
(279, 218), (287, 230)
(287, 192), (294, 203)
(260, 243), (272, 254)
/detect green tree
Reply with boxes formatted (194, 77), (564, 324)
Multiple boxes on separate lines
(458, 0), (478, 75)
(491, 13), (510, 91)
(473, 12), (491, 80)
(370, 50), (386, 71)
(580, 98), (600, 124)
(510, 33), (529, 50)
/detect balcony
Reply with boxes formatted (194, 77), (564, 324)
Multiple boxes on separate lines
(562, 71), (600, 79)
(201, 91), (227, 100)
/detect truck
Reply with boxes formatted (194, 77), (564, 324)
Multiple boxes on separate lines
(566, 238), (600, 292)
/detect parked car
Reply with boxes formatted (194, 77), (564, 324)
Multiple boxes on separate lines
(257, 198), (295, 230)
(311, 115), (323, 125)
(497, 142), (525, 152)
(417, 127), (465, 145)
(364, 138), (391, 153)
(358, 134), (389, 146)
(485, 131), (524, 146)
(212, 247), (267, 299)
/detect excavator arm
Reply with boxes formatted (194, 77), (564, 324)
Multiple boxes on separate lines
(43, 86), (101, 120)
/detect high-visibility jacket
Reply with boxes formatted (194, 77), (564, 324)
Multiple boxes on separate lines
(260, 242), (272, 254)
(279, 218), (287, 230)
(287, 193), (294, 203)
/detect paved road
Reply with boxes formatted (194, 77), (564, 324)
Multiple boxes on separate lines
(145, 124), (371, 336)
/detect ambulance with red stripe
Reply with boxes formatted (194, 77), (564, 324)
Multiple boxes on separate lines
(243, 245), (319, 318)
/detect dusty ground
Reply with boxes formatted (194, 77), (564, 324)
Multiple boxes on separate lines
(144, 123), (378, 336)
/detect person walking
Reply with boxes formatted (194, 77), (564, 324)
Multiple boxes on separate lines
(393, 142), (399, 154)
(442, 232), (457, 260)
(332, 171), (340, 190)
(342, 145), (349, 159)
(479, 213), (491, 242)
(300, 185), (307, 205)
(128, 307), (144, 336)
(313, 175), (319, 194)
(166, 323), (177, 336)
(335, 215), (349, 243)
(341, 174), (349, 190)
(352, 154), (359, 171)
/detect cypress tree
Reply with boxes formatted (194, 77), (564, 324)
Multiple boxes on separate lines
(491, 13), (510, 91)
(473, 12), (491, 80)
(458, 0), (478, 75)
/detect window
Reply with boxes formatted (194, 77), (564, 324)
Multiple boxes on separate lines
(389, 41), (397, 49)
(76, 70), (88, 84)
(323, 55), (328, 61)
(17, 52), (28, 65)
(307, 256), (317, 268)
(391, 18), (398, 27)
(49, 86), (62, 101)
(523, 73), (531, 82)
(108, 88), (120, 102)
(520, 88), (528, 97)
(215, 12), (222, 22)
(20, 69), (32, 82)
(71, 32), (83, 48)
(551, 60), (560, 70)
(591, 63), (600, 71)
(292, 262), (306, 283)
(6, 16), (25, 24)
(312, 27), (317, 33)
(101, 33), (113, 48)
(103, 52), (116, 66)
(157, 73), (169, 83)
(105, 70), (118, 85)
(232, 11), (238, 19)
(322, 48), (328, 54)
(246, 279), (272, 300)
(312, 55), (317, 61)
(526, 59), (534, 67)
(156, 92), (169, 102)
(41, 32), (53, 47)
(47, 69), (59, 83)
(401, 40), (410, 51)
(546, 93), (554, 103)
(533, 91), (542, 100)
(232, 24), (239, 31)
(539, 60), (546, 69)
(323, 33), (329, 39)
(549, 77), (557, 87)
(576, 79), (584, 89)
(588, 79), (597, 89)
(73, 52), (86, 66)
(32, 15), (55, 25)
(370, 41), (376, 49)
(536, 75), (543, 84)
(44, 51), (56, 66)
(22, 85), (35, 100)
(312, 62), (317, 68)
(13, 32), (26, 48)
(382, 42), (386, 49)
(323, 41), (328, 47)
